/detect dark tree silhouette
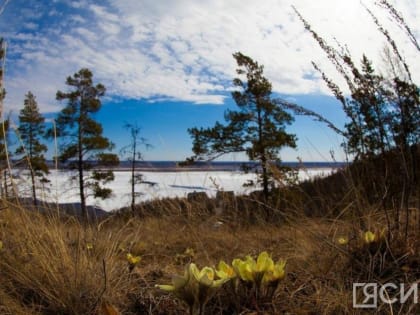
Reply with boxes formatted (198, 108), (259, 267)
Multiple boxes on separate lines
(54, 68), (119, 219)
(16, 91), (49, 205)
(188, 52), (296, 200)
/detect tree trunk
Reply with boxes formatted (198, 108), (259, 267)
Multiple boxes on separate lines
(30, 168), (37, 206)
(261, 154), (269, 200)
(29, 127), (37, 206)
(131, 141), (136, 213)
(3, 169), (7, 198)
(256, 105), (269, 201)
(78, 119), (86, 220)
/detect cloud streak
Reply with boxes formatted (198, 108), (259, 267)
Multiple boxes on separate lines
(1, 0), (419, 113)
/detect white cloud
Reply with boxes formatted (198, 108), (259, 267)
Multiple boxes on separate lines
(74, 27), (97, 42)
(2, 0), (419, 113)
(69, 1), (88, 9)
(70, 14), (86, 24)
(23, 22), (38, 30)
(89, 4), (120, 23)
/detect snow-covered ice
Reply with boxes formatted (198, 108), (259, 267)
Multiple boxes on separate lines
(14, 168), (334, 212)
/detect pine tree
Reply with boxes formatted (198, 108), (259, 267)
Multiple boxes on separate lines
(292, 3), (419, 233)
(54, 68), (119, 219)
(345, 55), (392, 158)
(293, 3), (419, 159)
(16, 91), (49, 206)
(188, 52), (296, 200)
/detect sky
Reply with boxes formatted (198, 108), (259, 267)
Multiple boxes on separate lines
(0, 0), (418, 161)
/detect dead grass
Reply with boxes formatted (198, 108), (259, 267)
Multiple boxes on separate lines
(0, 196), (418, 314)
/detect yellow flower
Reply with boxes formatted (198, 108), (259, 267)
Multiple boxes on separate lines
(156, 267), (190, 292)
(126, 253), (141, 266)
(232, 258), (254, 281)
(156, 263), (228, 293)
(156, 265), (197, 310)
(189, 263), (228, 288)
(255, 251), (274, 273)
(86, 243), (93, 250)
(232, 252), (286, 287)
(337, 237), (348, 245)
(262, 260), (286, 284)
(156, 262), (228, 314)
(233, 252), (275, 282)
(215, 260), (236, 280)
(364, 231), (376, 244)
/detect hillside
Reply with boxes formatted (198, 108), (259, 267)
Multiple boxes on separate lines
(0, 150), (418, 314)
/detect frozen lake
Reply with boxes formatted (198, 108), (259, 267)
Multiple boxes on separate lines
(14, 168), (335, 211)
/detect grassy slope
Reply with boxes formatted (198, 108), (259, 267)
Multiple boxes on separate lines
(0, 152), (419, 314)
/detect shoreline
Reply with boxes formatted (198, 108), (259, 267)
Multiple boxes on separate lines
(110, 166), (339, 173)
(33, 161), (347, 173)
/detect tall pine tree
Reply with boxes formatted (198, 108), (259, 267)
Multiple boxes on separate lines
(16, 91), (49, 206)
(292, 3), (419, 233)
(54, 68), (119, 219)
(188, 52), (296, 200)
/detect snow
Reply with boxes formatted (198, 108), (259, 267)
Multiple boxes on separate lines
(13, 168), (334, 212)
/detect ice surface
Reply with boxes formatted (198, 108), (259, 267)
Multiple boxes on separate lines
(13, 168), (333, 212)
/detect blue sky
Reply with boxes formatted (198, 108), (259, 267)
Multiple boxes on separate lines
(1, 0), (419, 161)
